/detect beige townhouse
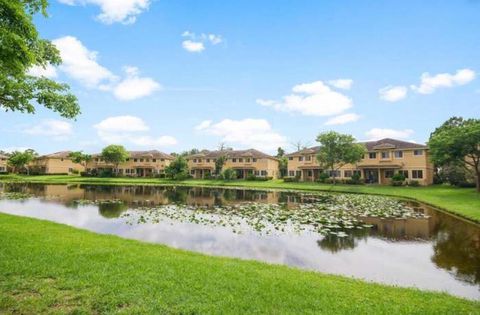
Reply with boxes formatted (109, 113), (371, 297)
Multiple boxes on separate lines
(186, 149), (280, 179)
(286, 138), (434, 185)
(30, 151), (85, 174)
(86, 150), (174, 177)
(0, 154), (8, 173)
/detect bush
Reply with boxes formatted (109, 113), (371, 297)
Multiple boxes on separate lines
(283, 176), (299, 183)
(220, 168), (237, 181)
(71, 169), (80, 175)
(246, 174), (273, 181)
(391, 173), (406, 182)
(457, 182), (476, 188)
(80, 171), (90, 177)
(316, 172), (329, 183)
(408, 180), (420, 187)
(98, 169), (113, 177)
(391, 180), (404, 186)
(154, 173), (166, 178)
(246, 174), (257, 181)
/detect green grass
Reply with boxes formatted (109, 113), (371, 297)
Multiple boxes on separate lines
(2, 174), (480, 222)
(0, 213), (479, 314)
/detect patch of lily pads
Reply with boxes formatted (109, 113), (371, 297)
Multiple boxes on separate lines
(120, 193), (429, 237)
(0, 192), (33, 200)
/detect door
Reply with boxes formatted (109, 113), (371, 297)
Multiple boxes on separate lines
(364, 169), (379, 184)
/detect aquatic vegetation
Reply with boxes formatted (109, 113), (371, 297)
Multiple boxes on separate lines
(121, 193), (428, 236)
(0, 192), (33, 200)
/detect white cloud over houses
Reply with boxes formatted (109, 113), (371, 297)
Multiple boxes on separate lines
(324, 113), (360, 125)
(58, 0), (150, 24)
(27, 64), (58, 79)
(94, 116), (177, 147)
(328, 79), (353, 90)
(365, 128), (414, 140)
(378, 85), (408, 102)
(23, 119), (73, 141)
(195, 118), (288, 152)
(51, 36), (160, 101)
(411, 68), (475, 94)
(257, 80), (353, 116)
(181, 31), (222, 53)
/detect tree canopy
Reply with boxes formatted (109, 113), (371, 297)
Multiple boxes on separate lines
(7, 149), (37, 174)
(429, 117), (480, 192)
(165, 156), (189, 180)
(68, 151), (92, 166)
(100, 145), (129, 168)
(0, 0), (79, 118)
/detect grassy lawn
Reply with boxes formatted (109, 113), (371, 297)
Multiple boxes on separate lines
(1, 174), (479, 223)
(0, 213), (478, 314)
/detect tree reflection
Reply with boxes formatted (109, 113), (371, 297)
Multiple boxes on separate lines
(98, 202), (128, 218)
(317, 229), (369, 253)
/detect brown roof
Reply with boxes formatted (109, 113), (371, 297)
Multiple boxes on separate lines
(286, 138), (427, 156)
(92, 150), (174, 160)
(39, 151), (73, 159)
(187, 149), (277, 160)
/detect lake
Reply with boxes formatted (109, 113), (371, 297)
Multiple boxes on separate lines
(0, 183), (479, 300)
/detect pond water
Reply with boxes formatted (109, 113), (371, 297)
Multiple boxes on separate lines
(0, 183), (479, 300)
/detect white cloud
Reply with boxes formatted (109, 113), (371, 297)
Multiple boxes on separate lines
(182, 40), (205, 53)
(257, 80), (353, 116)
(411, 68), (476, 94)
(379, 85), (408, 102)
(324, 113), (360, 125)
(328, 79), (353, 90)
(53, 36), (117, 88)
(195, 118), (287, 152)
(1, 147), (30, 153)
(58, 0), (150, 24)
(181, 31), (222, 52)
(23, 120), (73, 140)
(113, 66), (161, 101)
(28, 64), (58, 78)
(365, 128), (414, 140)
(94, 116), (177, 147)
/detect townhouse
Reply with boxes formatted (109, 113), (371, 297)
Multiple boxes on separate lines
(0, 154), (8, 173)
(86, 150), (174, 177)
(30, 151), (85, 175)
(186, 149), (280, 179)
(286, 138), (434, 185)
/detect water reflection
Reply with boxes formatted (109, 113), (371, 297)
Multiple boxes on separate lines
(0, 183), (479, 299)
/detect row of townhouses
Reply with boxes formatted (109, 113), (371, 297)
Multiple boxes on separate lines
(2, 138), (434, 185)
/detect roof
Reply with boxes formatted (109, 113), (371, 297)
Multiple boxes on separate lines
(286, 138), (427, 156)
(92, 150), (174, 160)
(38, 151), (73, 159)
(187, 149), (278, 160)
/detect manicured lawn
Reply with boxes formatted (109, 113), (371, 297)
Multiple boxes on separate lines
(0, 213), (478, 314)
(1, 174), (480, 222)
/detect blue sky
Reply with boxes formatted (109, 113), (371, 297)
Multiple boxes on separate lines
(2, 0), (479, 154)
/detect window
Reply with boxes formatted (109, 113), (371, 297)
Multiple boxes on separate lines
(306, 156), (311, 161)
(253, 158), (257, 162)
(307, 170), (313, 177)
(381, 152), (390, 159)
(399, 170), (408, 178)
(412, 170), (423, 179)
(369, 152), (376, 159)
(193, 159), (197, 163)
(329, 170), (341, 177)
(394, 151), (403, 158)
(261, 170), (267, 176)
(61, 158), (64, 162)
(295, 171), (301, 177)
(299, 156), (304, 162)
(161, 158), (165, 162)
(190, 170), (195, 175)
(246, 158), (250, 162)
(68, 168), (73, 173)
(385, 170), (394, 178)
(353, 170), (361, 177)
(152, 159), (156, 162)
(140, 159), (144, 162)
(198, 159), (202, 163)
(344, 170), (353, 177)
(289, 170), (295, 176)
(206, 159), (210, 163)
(95, 158), (99, 162)
(288, 157), (293, 161)
(255, 170), (260, 176)
(126, 158), (130, 161)
(239, 158), (243, 162)
(232, 158), (237, 162)
(126, 169), (130, 174)
(414, 150), (423, 156)
(134, 159), (138, 162)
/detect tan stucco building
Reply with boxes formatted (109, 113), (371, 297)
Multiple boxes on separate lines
(86, 150), (174, 177)
(0, 154), (8, 173)
(186, 149), (280, 179)
(30, 151), (85, 175)
(286, 138), (434, 185)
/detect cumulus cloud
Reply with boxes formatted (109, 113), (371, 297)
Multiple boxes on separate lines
(365, 128), (414, 140)
(28, 64), (58, 78)
(257, 80), (353, 116)
(411, 68), (475, 94)
(324, 113), (360, 125)
(113, 66), (161, 101)
(23, 120), (73, 140)
(94, 116), (177, 147)
(181, 31), (222, 52)
(195, 118), (287, 152)
(379, 85), (408, 102)
(58, 0), (150, 24)
(328, 79), (353, 90)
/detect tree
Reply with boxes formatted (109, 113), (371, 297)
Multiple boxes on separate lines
(68, 151), (92, 168)
(290, 140), (310, 152)
(100, 145), (129, 172)
(276, 147), (287, 178)
(215, 155), (227, 176)
(7, 149), (37, 174)
(315, 131), (366, 184)
(165, 156), (189, 180)
(429, 117), (480, 192)
(1, 0), (79, 118)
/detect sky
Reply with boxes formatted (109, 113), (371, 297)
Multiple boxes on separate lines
(1, 0), (480, 155)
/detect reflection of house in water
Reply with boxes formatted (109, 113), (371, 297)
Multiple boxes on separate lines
(81, 185), (170, 207)
(362, 216), (433, 240)
(186, 188), (282, 207)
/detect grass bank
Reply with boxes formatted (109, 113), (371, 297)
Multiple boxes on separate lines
(0, 213), (478, 314)
(1, 174), (479, 222)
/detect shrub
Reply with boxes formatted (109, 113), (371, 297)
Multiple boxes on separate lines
(316, 172), (329, 183)
(98, 169), (113, 177)
(71, 169), (80, 175)
(391, 173), (406, 182)
(173, 171), (192, 180)
(391, 180), (404, 186)
(408, 180), (420, 187)
(154, 173), (166, 179)
(283, 176), (299, 183)
(246, 174), (257, 181)
(457, 182), (476, 188)
(220, 168), (237, 181)
(80, 171), (90, 177)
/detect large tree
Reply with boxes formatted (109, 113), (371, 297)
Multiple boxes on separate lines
(7, 149), (37, 174)
(68, 151), (92, 168)
(276, 147), (288, 178)
(100, 145), (129, 172)
(316, 131), (366, 184)
(1, 0), (79, 118)
(429, 117), (480, 192)
(165, 156), (189, 180)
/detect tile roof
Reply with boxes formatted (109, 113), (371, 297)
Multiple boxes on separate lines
(187, 149), (277, 160)
(39, 151), (73, 159)
(91, 150), (174, 160)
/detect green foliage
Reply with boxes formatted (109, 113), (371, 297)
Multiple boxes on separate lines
(68, 151), (92, 166)
(101, 145), (129, 168)
(429, 117), (480, 191)
(165, 156), (189, 180)
(220, 168), (237, 180)
(316, 172), (330, 183)
(391, 173), (406, 186)
(316, 131), (366, 183)
(7, 149), (37, 173)
(215, 155), (227, 175)
(438, 163), (475, 187)
(0, 0), (79, 118)
(278, 156), (288, 178)
(283, 176), (299, 183)
(408, 180), (420, 187)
